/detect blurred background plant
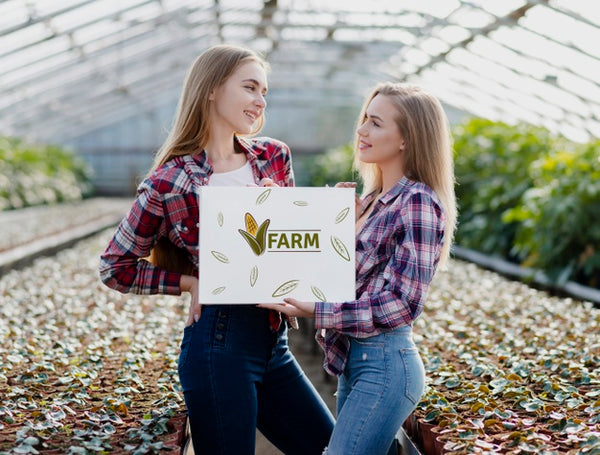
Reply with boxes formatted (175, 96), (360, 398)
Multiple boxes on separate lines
(295, 143), (360, 191)
(452, 118), (560, 260)
(0, 136), (93, 211)
(504, 140), (600, 287)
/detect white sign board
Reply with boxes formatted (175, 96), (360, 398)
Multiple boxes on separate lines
(198, 186), (355, 304)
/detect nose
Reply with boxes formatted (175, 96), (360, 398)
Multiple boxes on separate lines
(256, 94), (267, 109)
(356, 121), (368, 136)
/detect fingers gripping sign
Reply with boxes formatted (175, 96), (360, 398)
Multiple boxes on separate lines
(258, 298), (316, 319)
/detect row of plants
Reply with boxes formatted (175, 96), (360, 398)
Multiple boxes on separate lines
(0, 137), (93, 211)
(299, 118), (600, 289)
(454, 118), (600, 290)
(409, 258), (600, 454)
(0, 231), (187, 453)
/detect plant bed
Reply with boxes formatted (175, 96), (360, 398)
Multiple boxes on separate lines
(0, 231), (187, 454)
(3, 228), (599, 453)
(410, 259), (600, 454)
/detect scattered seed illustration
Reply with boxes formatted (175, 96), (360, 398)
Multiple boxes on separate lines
(256, 189), (271, 205)
(293, 200), (308, 206)
(311, 285), (326, 301)
(250, 266), (259, 287)
(272, 279), (300, 297)
(238, 215), (270, 256)
(217, 212), (224, 227)
(330, 236), (351, 262)
(335, 206), (350, 224)
(210, 250), (230, 263)
(211, 286), (226, 295)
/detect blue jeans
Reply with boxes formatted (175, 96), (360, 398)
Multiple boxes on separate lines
(178, 305), (335, 455)
(326, 325), (425, 455)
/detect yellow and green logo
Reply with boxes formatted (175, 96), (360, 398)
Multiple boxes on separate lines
(238, 213), (270, 256)
(238, 212), (324, 256)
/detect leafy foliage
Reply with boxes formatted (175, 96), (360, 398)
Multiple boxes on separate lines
(453, 118), (600, 288)
(0, 232), (185, 453)
(295, 144), (360, 190)
(504, 141), (600, 286)
(297, 120), (600, 288)
(453, 119), (559, 259)
(0, 137), (93, 211)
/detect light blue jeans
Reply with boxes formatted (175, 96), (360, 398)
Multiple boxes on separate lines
(326, 325), (425, 455)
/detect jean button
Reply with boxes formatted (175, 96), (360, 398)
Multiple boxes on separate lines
(218, 312), (227, 318)
(216, 323), (225, 330)
(215, 334), (224, 341)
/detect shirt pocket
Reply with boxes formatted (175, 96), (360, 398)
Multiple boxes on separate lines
(356, 235), (389, 276)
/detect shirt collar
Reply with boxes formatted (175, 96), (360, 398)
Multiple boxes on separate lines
(379, 176), (412, 204)
(361, 175), (412, 211)
(186, 136), (259, 183)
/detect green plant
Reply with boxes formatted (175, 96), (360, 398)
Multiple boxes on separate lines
(0, 136), (93, 210)
(296, 144), (360, 190)
(504, 141), (600, 286)
(453, 119), (558, 259)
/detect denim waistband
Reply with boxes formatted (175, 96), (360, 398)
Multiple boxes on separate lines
(200, 304), (270, 321)
(384, 324), (413, 337)
(351, 325), (414, 343)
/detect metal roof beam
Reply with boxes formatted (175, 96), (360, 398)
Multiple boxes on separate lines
(0, 34), (206, 120)
(1, 6), (202, 83)
(407, 0), (548, 78)
(0, 0), (99, 37)
(0, 0), (158, 60)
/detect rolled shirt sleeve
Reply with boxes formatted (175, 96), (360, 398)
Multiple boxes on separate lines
(99, 183), (183, 296)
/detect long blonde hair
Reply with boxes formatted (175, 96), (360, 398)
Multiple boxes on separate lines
(150, 44), (268, 172)
(149, 44), (268, 273)
(355, 82), (457, 264)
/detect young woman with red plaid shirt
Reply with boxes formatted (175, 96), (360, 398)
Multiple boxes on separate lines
(99, 44), (334, 455)
(262, 83), (457, 455)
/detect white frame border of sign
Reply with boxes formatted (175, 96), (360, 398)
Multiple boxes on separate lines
(197, 186), (356, 304)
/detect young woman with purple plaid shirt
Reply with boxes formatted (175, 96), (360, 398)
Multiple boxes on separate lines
(99, 44), (334, 455)
(261, 83), (457, 455)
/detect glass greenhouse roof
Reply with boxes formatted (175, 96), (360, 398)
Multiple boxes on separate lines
(1, 0), (599, 146)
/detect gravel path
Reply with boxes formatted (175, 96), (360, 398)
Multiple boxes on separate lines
(0, 198), (131, 252)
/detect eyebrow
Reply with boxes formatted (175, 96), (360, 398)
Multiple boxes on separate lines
(366, 112), (384, 123)
(242, 78), (268, 93)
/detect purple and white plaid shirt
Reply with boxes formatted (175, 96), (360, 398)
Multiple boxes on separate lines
(314, 176), (446, 376)
(99, 137), (294, 297)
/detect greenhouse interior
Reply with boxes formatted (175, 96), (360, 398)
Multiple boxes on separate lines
(1, 0), (599, 454)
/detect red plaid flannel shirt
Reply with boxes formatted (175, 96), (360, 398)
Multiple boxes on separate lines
(99, 136), (294, 330)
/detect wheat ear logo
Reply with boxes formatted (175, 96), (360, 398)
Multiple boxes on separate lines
(238, 212), (270, 256)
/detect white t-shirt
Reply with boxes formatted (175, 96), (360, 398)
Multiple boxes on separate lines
(208, 161), (254, 186)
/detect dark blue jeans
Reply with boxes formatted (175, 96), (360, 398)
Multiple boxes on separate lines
(178, 305), (335, 454)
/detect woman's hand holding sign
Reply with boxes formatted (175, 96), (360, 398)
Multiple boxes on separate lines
(259, 298), (316, 319)
(247, 178), (279, 188)
(181, 275), (201, 326)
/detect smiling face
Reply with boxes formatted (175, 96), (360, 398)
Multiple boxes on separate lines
(356, 93), (405, 170)
(209, 60), (268, 135)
